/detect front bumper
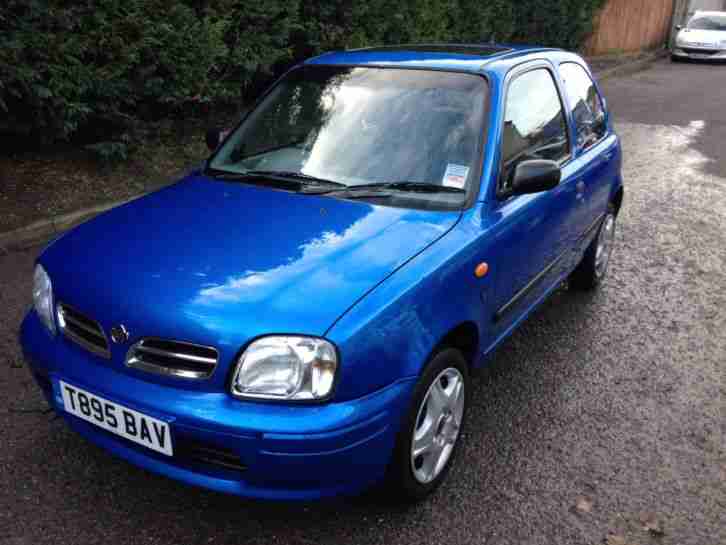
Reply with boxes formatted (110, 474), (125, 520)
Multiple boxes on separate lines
(672, 46), (726, 60)
(20, 311), (415, 500)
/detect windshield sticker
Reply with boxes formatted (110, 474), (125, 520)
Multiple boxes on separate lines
(442, 164), (470, 189)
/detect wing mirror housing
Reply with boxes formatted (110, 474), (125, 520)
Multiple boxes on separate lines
(511, 159), (561, 196)
(675, 24), (683, 31)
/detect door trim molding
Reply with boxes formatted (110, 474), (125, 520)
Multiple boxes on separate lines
(493, 248), (569, 323)
(492, 211), (606, 323)
(582, 212), (605, 242)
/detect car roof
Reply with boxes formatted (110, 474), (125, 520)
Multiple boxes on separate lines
(304, 43), (580, 75)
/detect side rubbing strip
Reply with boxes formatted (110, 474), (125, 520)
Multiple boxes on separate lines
(493, 250), (569, 323)
(583, 213), (605, 241)
(492, 213), (606, 324)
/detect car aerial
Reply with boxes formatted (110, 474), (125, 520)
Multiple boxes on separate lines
(21, 43), (623, 502)
(672, 10), (726, 61)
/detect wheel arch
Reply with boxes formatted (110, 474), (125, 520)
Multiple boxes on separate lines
(430, 321), (480, 371)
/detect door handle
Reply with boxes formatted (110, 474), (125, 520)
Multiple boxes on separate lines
(576, 180), (586, 195)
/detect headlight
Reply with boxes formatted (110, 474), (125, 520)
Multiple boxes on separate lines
(32, 264), (56, 334)
(230, 336), (338, 401)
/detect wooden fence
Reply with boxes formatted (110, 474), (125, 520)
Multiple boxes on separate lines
(585, 0), (675, 55)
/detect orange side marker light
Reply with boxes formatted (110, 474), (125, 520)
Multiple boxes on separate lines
(475, 262), (489, 278)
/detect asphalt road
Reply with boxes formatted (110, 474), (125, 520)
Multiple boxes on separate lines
(1, 59), (725, 545)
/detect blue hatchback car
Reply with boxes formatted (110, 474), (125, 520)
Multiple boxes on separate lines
(21, 44), (622, 502)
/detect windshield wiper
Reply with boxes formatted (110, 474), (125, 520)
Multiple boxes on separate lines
(243, 170), (346, 188)
(302, 181), (466, 195)
(205, 168), (345, 189)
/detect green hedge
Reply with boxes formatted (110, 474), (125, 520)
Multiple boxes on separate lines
(0, 0), (606, 147)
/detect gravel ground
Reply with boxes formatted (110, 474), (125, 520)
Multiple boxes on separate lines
(1, 59), (725, 545)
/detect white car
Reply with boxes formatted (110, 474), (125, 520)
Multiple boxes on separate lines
(673, 11), (726, 61)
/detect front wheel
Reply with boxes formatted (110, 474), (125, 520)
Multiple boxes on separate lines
(385, 348), (470, 502)
(570, 208), (617, 290)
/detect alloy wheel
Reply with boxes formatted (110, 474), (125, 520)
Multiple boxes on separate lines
(410, 367), (465, 484)
(594, 213), (616, 279)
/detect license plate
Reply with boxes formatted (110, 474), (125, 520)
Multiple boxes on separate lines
(59, 380), (173, 456)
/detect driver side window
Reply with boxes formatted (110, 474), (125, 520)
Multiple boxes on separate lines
(500, 68), (569, 193)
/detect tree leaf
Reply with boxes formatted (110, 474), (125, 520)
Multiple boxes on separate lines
(575, 496), (593, 513)
(639, 512), (665, 537)
(32, 85), (53, 99)
(604, 533), (626, 545)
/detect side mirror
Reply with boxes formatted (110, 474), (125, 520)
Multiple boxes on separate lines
(511, 159), (561, 196)
(205, 128), (230, 152)
(675, 24), (683, 31)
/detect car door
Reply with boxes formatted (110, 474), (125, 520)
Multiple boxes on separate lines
(558, 61), (620, 255)
(488, 63), (581, 332)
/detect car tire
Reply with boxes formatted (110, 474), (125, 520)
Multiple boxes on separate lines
(569, 205), (617, 291)
(384, 347), (470, 503)
(671, 54), (680, 62)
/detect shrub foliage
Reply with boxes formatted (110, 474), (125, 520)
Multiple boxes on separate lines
(0, 0), (606, 146)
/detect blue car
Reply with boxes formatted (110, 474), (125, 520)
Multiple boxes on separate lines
(21, 44), (622, 502)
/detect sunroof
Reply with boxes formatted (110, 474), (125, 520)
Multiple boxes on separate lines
(356, 44), (511, 58)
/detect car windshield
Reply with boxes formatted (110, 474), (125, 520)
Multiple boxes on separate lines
(208, 65), (488, 209)
(688, 14), (726, 30)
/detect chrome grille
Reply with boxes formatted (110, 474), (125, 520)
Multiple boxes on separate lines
(125, 338), (218, 379)
(57, 303), (110, 358)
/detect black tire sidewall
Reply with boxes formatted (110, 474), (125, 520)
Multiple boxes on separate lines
(387, 347), (470, 502)
(570, 205), (616, 290)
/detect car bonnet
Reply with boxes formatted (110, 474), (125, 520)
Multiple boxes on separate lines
(39, 175), (461, 388)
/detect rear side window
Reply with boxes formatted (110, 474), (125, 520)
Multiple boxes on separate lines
(559, 62), (607, 149)
(501, 68), (569, 190)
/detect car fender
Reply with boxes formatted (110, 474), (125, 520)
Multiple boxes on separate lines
(326, 206), (494, 402)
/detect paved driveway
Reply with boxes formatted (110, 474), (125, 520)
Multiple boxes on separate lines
(1, 59), (724, 545)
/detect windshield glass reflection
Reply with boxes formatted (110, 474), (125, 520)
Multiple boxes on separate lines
(209, 66), (488, 205)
